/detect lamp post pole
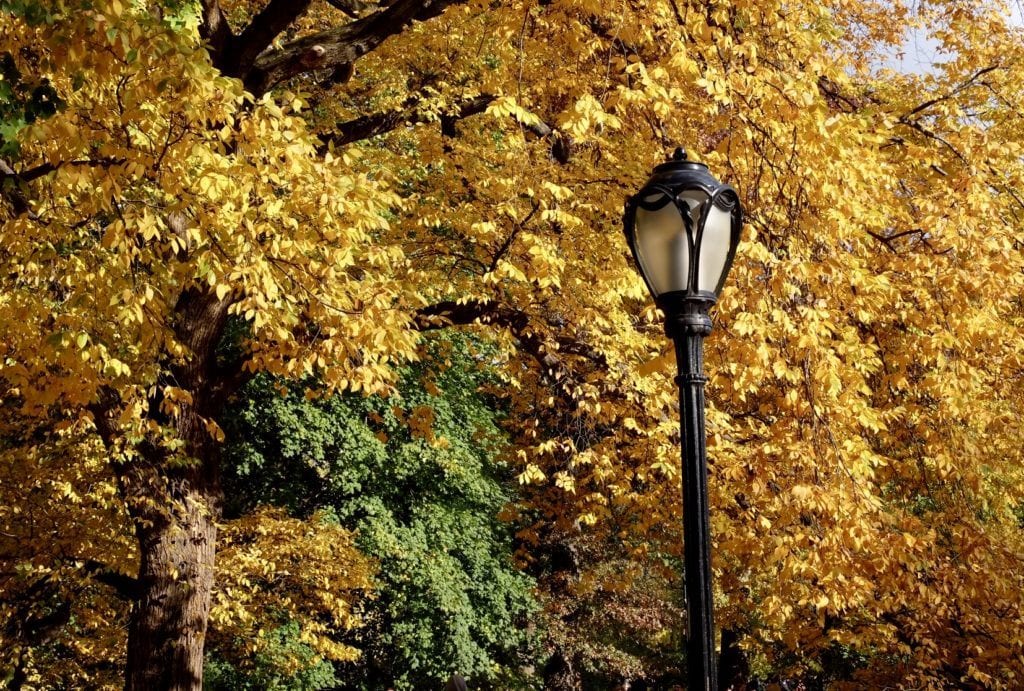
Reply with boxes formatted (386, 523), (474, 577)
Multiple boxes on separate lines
(622, 148), (742, 691)
(667, 297), (717, 691)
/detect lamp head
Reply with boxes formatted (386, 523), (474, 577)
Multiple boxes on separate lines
(623, 148), (742, 315)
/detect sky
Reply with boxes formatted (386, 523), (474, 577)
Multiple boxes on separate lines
(883, 1), (1024, 73)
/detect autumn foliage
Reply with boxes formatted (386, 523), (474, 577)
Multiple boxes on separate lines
(3, 0), (1024, 687)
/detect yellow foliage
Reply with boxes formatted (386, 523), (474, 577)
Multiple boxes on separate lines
(210, 507), (376, 667)
(3, 0), (1024, 685)
(0, 424), (133, 689)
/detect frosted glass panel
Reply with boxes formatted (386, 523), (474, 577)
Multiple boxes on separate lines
(697, 204), (733, 293)
(635, 196), (687, 296)
(633, 187), (733, 296)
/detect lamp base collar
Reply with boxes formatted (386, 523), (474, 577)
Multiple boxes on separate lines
(656, 291), (716, 338)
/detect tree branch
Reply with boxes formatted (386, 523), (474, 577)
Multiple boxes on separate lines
(82, 559), (140, 601)
(817, 75), (872, 113)
(890, 64), (1001, 169)
(199, 0), (234, 65)
(0, 158), (32, 217)
(244, 0), (468, 96)
(226, 0), (315, 78)
(488, 201), (539, 273)
(895, 117), (969, 166)
(2, 157), (125, 219)
(901, 64), (1000, 120)
(322, 91), (573, 162)
(865, 227), (951, 255)
(413, 299), (615, 395)
(324, 0), (377, 18)
(17, 157), (126, 182)
(414, 300), (564, 375)
(322, 93), (493, 150)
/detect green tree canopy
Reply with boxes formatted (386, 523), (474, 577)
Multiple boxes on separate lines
(220, 333), (538, 689)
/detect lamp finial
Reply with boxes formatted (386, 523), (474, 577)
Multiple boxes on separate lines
(672, 147), (687, 162)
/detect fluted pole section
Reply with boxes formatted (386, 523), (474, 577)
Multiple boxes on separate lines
(668, 297), (717, 691)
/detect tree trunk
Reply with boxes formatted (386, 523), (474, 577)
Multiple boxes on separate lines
(542, 650), (582, 691)
(125, 504), (218, 690)
(104, 289), (232, 691)
(121, 410), (222, 691)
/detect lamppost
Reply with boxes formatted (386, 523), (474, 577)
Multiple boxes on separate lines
(623, 148), (742, 691)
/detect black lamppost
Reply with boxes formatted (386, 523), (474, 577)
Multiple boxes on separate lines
(623, 148), (742, 691)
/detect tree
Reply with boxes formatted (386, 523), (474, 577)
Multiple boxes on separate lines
(1, 0), (419, 685)
(0, 428), (133, 689)
(3, 0), (1024, 687)
(220, 333), (538, 689)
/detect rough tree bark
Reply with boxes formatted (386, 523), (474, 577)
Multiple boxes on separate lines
(121, 445), (220, 691)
